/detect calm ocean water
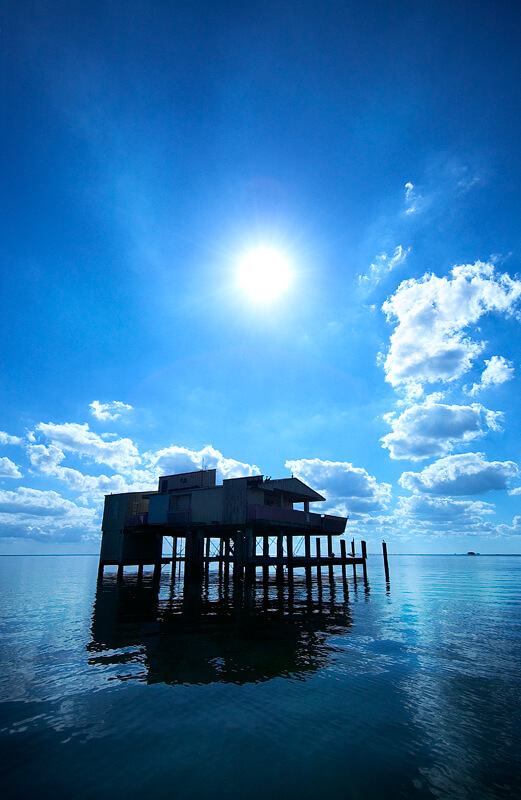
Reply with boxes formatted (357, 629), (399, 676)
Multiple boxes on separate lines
(0, 554), (520, 800)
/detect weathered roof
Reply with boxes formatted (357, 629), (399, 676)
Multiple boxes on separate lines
(264, 477), (325, 503)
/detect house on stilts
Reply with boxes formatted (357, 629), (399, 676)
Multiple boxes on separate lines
(98, 469), (369, 582)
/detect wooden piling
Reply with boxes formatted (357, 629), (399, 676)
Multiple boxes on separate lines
(382, 540), (390, 582)
(224, 537), (230, 582)
(361, 540), (368, 583)
(316, 537), (321, 579)
(276, 534), (284, 582)
(340, 539), (348, 592)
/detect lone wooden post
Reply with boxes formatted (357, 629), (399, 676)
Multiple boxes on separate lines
(361, 540), (368, 583)
(382, 540), (390, 582)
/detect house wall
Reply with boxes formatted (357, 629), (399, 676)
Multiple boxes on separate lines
(148, 493), (170, 524)
(223, 478), (248, 524)
(101, 492), (152, 562)
(191, 487), (223, 523)
(102, 492), (149, 532)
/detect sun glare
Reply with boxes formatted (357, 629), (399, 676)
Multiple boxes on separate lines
(237, 248), (292, 302)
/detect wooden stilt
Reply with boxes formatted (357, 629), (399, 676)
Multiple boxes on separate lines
(117, 564), (124, 580)
(171, 537), (177, 576)
(340, 539), (348, 594)
(263, 534), (269, 583)
(382, 540), (390, 582)
(138, 563), (144, 580)
(361, 540), (368, 583)
(276, 533), (284, 582)
(316, 537), (321, 580)
(224, 537), (230, 582)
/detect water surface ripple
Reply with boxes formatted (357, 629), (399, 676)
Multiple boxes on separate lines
(0, 554), (520, 799)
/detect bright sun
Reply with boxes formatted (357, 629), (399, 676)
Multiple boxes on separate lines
(237, 247), (292, 302)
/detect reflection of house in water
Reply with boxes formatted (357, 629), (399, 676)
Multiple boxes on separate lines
(88, 574), (354, 686)
(98, 469), (368, 583)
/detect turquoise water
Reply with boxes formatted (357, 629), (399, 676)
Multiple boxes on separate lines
(1, 555), (520, 799)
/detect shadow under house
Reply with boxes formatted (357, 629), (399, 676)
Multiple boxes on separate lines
(98, 469), (370, 583)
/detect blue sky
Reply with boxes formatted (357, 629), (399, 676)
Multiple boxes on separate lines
(2, 0), (521, 553)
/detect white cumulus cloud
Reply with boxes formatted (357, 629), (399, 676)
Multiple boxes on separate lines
(382, 402), (502, 460)
(0, 487), (98, 542)
(284, 457), (392, 515)
(0, 457), (22, 479)
(396, 495), (495, 536)
(399, 453), (518, 496)
(469, 355), (514, 396)
(27, 444), (141, 500)
(382, 262), (521, 392)
(36, 422), (140, 470)
(89, 400), (133, 421)
(0, 431), (22, 445)
(146, 444), (259, 482)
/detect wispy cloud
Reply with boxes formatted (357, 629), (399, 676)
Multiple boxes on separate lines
(404, 181), (421, 214)
(359, 245), (409, 289)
